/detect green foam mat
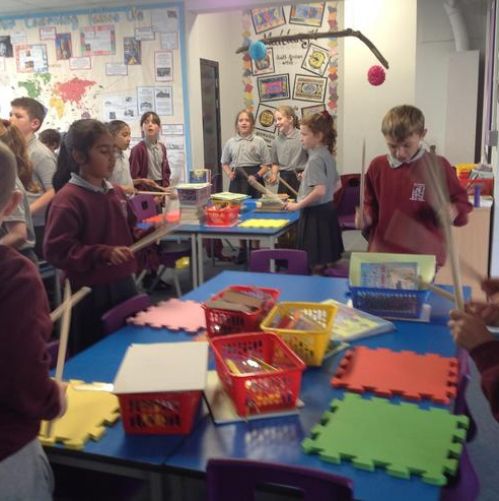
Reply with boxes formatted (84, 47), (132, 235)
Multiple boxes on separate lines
(302, 393), (468, 485)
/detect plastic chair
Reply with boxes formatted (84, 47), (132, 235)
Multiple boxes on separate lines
(101, 293), (152, 334)
(249, 249), (309, 275)
(206, 459), (354, 501)
(128, 193), (156, 221)
(334, 175), (360, 231)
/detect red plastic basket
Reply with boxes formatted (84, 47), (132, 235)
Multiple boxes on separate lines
(118, 390), (201, 435)
(210, 332), (306, 417)
(458, 173), (494, 196)
(204, 205), (240, 226)
(203, 285), (280, 337)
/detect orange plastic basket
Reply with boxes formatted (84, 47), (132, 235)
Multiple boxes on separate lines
(210, 332), (306, 417)
(203, 285), (280, 337)
(204, 205), (240, 226)
(118, 390), (201, 435)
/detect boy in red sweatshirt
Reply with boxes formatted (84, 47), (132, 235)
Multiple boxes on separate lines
(0, 141), (66, 500)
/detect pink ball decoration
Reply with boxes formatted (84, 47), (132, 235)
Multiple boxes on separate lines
(367, 65), (386, 86)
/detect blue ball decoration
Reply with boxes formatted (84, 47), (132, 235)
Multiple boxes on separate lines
(249, 40), (267, 61)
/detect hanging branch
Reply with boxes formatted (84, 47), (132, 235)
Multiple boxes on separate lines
(236, 28), (389, 70)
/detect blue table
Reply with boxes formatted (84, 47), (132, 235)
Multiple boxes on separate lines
(46, 271), (465, 501)
(175, 199), (299, 286)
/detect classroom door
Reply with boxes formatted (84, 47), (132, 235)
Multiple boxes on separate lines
(200, 58), (222, 192)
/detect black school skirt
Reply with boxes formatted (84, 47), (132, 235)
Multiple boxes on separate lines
(278, 170), (300, 198)
(229, 165), (263, 198)
(297, 202), (344, 268)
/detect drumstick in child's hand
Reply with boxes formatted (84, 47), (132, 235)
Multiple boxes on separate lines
(277, 175), (299, 197)
(45, 280), (72, 437)
(135, 191), (171, 196)
(50, 286), (91, 323)
(129, 224), (177, 254)
(358, 138), (366, 227)
(237, 168), (285, 206)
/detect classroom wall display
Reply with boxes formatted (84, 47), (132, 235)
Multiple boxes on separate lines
(241, 2), (339, 146)
(0, 2), (190, 181)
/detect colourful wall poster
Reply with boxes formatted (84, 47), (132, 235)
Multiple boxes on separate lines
(251, 6), (286, 34)
(257, 74), (290, 102)
(255, 103), (276, 134)
(124, 36), (141, 65)
(251, 47), (275, 76)
(15, 44), (48, 73)
(80, 24), (116, 56)
(155, 51), (173, 81)
(289, 3), (325, 27)
(293, 74), (327, 102)
(55, 33), (72, 60)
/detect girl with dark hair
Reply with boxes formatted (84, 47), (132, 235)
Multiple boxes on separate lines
(129, 111), (171, 188)
(285, 111), (344, 273)
(44, 119), (138, 353)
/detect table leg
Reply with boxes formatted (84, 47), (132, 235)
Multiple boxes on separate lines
(191, 234), (198, 289)
(197, 233), (205, 285)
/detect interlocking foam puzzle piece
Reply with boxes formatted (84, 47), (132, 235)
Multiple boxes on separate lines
(331, 346), (458, 404)
(128, 298), (206, 332)
(302, 393), (468, 485)
(40, 380), (120, 450)
(238, 218), (288, 229)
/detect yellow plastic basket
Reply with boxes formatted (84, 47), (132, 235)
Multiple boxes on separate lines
(260, 302), (338, 366)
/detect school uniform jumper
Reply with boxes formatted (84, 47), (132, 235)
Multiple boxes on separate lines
(44, 174), (138, 354)
(470, 340), (499, 422)
(0, 246), (61, 500)
(270, 128), (307, 197)
(129, 139), (171, 187)
(221, 134), (271, 197)
(297, 145), (344, 268)
(364, 150), (472, 267)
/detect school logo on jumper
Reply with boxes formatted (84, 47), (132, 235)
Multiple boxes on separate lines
(410, 183), (425, 201)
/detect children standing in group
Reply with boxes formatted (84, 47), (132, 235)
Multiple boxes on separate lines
(0, 120), (37, 263)
(0, 141), (66, 501)
(10, 97), (57, 258)
(129, 111), (171, 188)
(359, 105), (472, 267)
(44, 119), (138, 354)
(285, 111), (344, 273)
(221, 109), (271, 198)
(269, 105), (307, 197)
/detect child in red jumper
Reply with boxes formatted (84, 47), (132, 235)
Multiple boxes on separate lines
(0, 142), (66, 500)
(359, 105), (472, 268)
(44, 119), (138, 354)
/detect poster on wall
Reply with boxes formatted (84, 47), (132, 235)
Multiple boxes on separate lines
(80, 25), (116, 56)
(0, 36), (13, 57)
(15, 44), (48, 73)
(255, 129), (276, 148)
(301, 43), (330, 76)
(152, 8), (179, 33)
(155, 86), (173, 115)
(160, 32), (177, 50)
(289, 3), (325, 27)
(251, 7), (286, 34)
(106, 63), (127, 76)
(137, 86), (155, 114)
(257, 74), (290, 102)
(134, 26), (155, 41)
(102, 94), (137, 121)
(39, 27), (56, 41)
(55, 33), (72, 60)
(155, 51), (173, 81)
(69, 56), (91, 70)
(255, 103), (277, 134)
(251, 47), (275, 76)
(293, 74), (327, 102)
(124, 37), (141, 65)
(301, 103), (326, 119)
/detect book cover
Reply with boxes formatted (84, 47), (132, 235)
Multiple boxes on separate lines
(360, 262), (419, 290)
(322, 299), (396, 341)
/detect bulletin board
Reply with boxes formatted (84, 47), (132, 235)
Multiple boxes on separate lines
(241, 2), (340, 147)
(0, 2), (191, 181)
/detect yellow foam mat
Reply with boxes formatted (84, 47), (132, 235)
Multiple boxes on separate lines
(238, 219), (288, 229)
(39, 380), (120, 450)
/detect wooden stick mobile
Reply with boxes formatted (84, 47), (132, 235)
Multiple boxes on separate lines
(236, 28), (389, 70)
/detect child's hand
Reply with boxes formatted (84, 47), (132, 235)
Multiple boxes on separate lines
(268, 174), (278, 185)
(141, 178), (164, 190)
(109, 246), (135, 265)
(56, 381), (68, 418)
(354, 207), (371, 229)
(228, 170), (236, 181)
(285, 201), (300, 211)
(466, 301), (499, 326)
(448, 309), (495, 351)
